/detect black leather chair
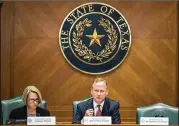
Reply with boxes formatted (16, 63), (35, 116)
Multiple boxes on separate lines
(136, 103), (179, 125)
(1, 96), (47, 125)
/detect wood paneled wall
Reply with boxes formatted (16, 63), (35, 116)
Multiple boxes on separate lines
(1, 1), (178, 123)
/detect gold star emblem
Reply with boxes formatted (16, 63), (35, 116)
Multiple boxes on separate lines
(86, 29), (105, 47)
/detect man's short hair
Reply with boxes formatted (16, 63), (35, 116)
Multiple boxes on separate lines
(93, 78), (107, 86)
(22, 86), (42, 105)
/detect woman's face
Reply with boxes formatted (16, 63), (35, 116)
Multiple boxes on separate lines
(27, 92), (39, 109)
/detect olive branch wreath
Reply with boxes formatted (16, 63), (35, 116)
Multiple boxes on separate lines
(72, 18), (118, 62)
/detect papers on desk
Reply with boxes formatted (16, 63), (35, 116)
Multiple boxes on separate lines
(27, 116), (56, 125)
(82, 116), (112, 125)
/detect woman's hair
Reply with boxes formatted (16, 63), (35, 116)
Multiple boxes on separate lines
(22, 86), (42, 105)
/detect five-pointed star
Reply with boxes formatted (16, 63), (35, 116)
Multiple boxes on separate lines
(86, 29), (105, 47)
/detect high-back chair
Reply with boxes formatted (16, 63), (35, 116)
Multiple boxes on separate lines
(136, 103), (178, 125)
(72, 97), (92, 118)
(1, 96), (47, 125)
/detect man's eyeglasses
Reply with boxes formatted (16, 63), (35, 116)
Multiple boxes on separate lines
(28, 98), (39, 103)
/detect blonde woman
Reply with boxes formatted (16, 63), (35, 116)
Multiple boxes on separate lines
(9, 86), (50, 119)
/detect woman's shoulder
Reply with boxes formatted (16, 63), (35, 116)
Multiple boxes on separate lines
(36, 106), (48, 111)
(9, 106), (26, 119)
(36, 106), (50, 116)
(11, 106), (26, 113)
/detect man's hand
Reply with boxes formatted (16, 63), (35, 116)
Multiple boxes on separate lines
(85, 109), (94, 116)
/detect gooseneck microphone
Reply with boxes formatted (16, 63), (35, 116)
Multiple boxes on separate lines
(36, 113), (40, 116)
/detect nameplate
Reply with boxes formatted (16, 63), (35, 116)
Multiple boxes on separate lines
(83, 116), (111, 125)
(27, 116), (56, 125)
(140, 117), (169, 125)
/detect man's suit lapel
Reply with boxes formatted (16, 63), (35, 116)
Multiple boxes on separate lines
(102, 98), (109, 116)
(86, 98), (110, 116)
(86, 98), (94, 116)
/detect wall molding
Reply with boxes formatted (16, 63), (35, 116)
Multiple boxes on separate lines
(1, 1), (15, 99)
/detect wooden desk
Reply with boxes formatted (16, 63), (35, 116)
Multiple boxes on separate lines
(2, 121), (178, 126)
(56, 122), (136, 125)
(1, 121), (138, 125)
(1, 123), (179, 126)
(1, 124), (178, 126)
(56, 122), (137, 125)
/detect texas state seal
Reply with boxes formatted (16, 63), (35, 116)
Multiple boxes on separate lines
(59, 2), (131, 75)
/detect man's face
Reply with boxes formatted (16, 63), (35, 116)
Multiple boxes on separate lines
(91, 81), (108, 104)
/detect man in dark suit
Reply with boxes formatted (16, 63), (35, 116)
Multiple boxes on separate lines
(72, 78), (120, 124)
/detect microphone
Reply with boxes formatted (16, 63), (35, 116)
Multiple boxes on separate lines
(7, 120), (11, 124)
(36, 113), (40, 116)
